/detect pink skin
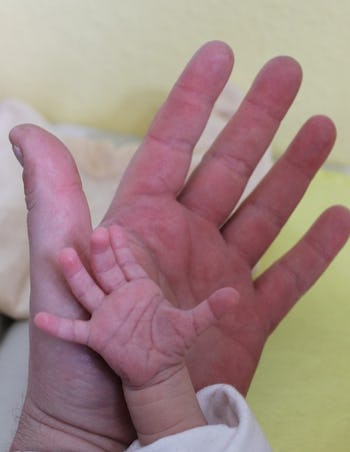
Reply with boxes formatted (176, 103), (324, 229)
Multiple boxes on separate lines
(9, 40), (350, 451)
(35, 225), (239, 389)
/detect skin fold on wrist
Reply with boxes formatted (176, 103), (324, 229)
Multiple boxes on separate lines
(11, 400), (127, 452)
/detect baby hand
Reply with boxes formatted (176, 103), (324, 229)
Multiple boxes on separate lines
(35, 225), (239, 389)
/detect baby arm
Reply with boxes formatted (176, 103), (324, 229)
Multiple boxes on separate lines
(35, 225), (239, 446)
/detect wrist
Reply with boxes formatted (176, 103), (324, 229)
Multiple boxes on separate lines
(123, 366), (206, 445)
(11, 399), (127, 452)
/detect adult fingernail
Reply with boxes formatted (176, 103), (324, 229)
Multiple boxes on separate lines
(12, 144), (24, 166)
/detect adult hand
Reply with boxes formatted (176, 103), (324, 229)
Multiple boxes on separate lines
(10, 41), (350, 450)
(10, 137), (134, 450)
(101, 41), (350, 394)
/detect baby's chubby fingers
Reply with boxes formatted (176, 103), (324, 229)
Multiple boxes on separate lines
(90, 226), (127, 292)
(34, 312), (90, 345)
(60, 247), (105, 313)
(191, 287), (240, 337)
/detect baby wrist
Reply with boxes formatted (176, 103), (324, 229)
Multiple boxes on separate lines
(123, 366), (206, 445)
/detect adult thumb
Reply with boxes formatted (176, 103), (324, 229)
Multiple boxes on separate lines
(9, 124), (92, 256)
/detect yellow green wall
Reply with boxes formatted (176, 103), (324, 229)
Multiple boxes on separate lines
(0, 0), (349, 166)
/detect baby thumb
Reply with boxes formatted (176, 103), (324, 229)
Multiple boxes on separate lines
(192, 287), (240, 337)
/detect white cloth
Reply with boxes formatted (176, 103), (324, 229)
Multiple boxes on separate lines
(126, 384), (271, 451)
